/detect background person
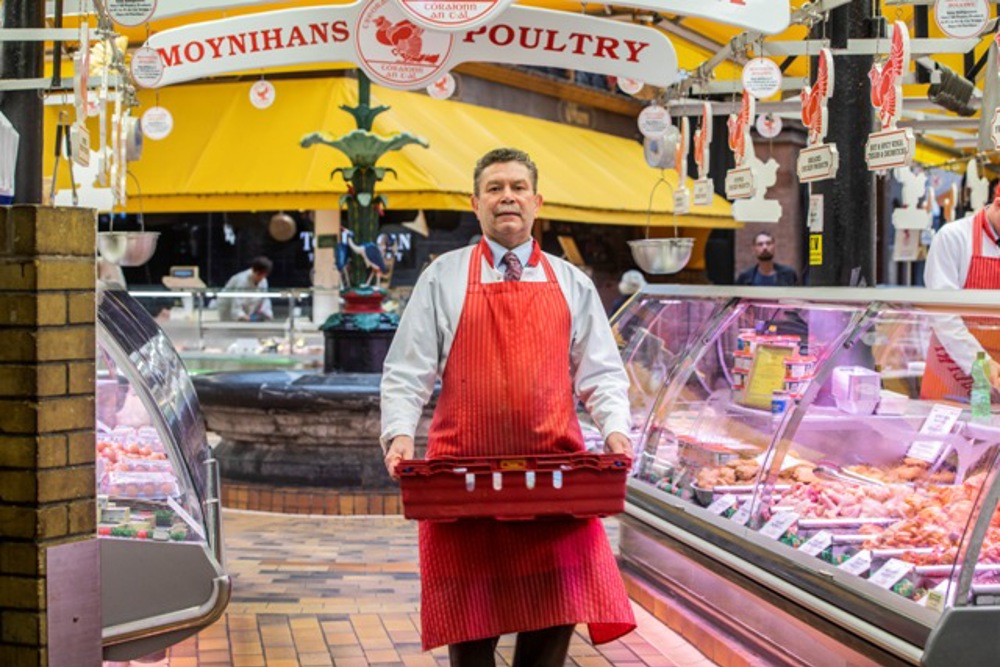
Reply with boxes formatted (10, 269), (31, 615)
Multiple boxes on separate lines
(380, 147), (635, 665)
(218, 256), (274, 322)
(736, 231), (799, 286)
(922, 194), (1000, 399)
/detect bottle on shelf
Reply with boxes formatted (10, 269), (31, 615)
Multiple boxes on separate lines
(970, 351), (992, 423)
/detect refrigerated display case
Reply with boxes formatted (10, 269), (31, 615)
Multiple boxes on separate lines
(96, 286), (230, 661)
(613, 286), (1000, 667)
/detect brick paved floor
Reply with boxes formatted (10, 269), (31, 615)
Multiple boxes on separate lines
(154, 510), (718, 667)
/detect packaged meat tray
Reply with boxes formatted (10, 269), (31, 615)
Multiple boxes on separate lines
(397, 452), (632, 521)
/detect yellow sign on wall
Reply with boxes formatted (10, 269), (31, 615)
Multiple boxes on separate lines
(809, 234), (823, 266)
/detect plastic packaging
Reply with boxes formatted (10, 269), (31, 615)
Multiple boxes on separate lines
(971, 351), (992, 423)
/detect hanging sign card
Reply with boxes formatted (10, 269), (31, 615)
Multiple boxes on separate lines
(866, 22), (914, 171)
(638, 105), (671, 139)
(991, 108), (1000, 150)
(143, 0), (679, 90)
(726, 90), (782, 222)
(797, 48), (839, 182)
(130, 47), (165, 88)
(742, 58), (782, 99)
(673, 116), (691, 214)
(107, 0), (157, 27)
(693, 102), (713, 206)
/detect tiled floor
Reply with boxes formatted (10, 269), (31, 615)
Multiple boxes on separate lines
(156, 511), (719, 666)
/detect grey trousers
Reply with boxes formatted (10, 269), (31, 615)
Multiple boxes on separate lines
(448, 624), (576, 667)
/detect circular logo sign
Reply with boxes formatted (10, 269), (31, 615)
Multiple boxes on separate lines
(107, 0), (157, 27)
(617, 77), (645, 96)
(141, 106), (173, 141)
(935, 0), (989, 39)
(250, 80), (276, 109)
(426, 73), (456, 99)
(129, 47), (164, 88)
(755, 113), (783, 138)
(86, 97), (101, 118)
(356, 0), (454, 90)
(397, 0), (513, 31)
(741, 57), (782, 99)
(637, 104), (671, 139)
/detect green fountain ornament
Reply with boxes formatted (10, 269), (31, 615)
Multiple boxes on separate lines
(301, 72), (428, 336)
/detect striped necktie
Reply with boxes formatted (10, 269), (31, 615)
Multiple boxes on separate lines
(502, 251), (522, 282)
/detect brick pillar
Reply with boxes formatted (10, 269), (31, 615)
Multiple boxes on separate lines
(0, 206), (100, 667)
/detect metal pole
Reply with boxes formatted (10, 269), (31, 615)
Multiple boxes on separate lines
(808, 0), (876, 286)
(0, 0), (45, 204)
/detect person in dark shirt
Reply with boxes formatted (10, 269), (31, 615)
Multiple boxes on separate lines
(736, 231), (799, 286)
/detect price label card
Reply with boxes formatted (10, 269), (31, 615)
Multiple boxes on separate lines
(907, 404), (964, 462)
(921, 579), (951, 612)
(869, 558), (915, 589)
(638, 105), (670, 139)
(799, 530), (833, 557)
(742, 57), (782, 99)
(730, 503), (752, 526)
(707, 493), (738, 515)
(807, 194), (824, 232)
(838, 550), (872, 576)
(759, 512), (799, 540)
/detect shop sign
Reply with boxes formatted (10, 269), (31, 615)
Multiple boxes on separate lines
(143, 1), (678, 90)
(865, 128), (915, 171)
(991, 107), (1000, 150)
(692, 178), (712, 206)
(934, 0), (989, 39)
(617, 77), (644, 95)
(120, 0), (790, 35)
(741, 58), (782, 99)
(725, 167), (754, 199)
(755, 113), (781, 138)
(141, 106), (173, 140)
(807, 194), (823, 232)
(638, 105), (670, 138)
(426, 72), (456, 99)
(130, 47), (165, 88)
(396, 0), (514, 32)
(797, 144), (839, 183)
(249, 80), (277, 108)
(107, 0), (157, 27)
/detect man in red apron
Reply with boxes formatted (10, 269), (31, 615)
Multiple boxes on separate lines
(380, 148), (636, 665)
(922, 195), (1000, 400)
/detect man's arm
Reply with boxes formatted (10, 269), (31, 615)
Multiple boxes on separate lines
(379, 268), (443, 474)
(564, 266), (633, 450)
(925, 222), (987, 375)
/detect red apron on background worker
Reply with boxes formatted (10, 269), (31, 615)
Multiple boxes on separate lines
(922, 200), (1000, 400)
(380, 148), (635, 666)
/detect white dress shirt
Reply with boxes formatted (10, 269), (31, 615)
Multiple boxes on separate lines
(924, 214), (1000, 373)
(380, 243), (632, 451)
(218, 268), (273, 321)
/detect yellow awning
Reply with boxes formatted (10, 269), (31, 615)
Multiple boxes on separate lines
(45, 77), (735, 228)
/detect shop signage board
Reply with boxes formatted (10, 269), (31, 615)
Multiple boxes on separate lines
(123, 0), (791, 34)
(866, 22), (914, 171)
(143, 0), (679, 90)
(692, 102), (712, 207)
(396, 0), (515, 31)
(797, 47), (838, 183)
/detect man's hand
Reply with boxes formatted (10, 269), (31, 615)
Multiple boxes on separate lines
(384, 435), (415, 480)
(604, 432), (633, 458)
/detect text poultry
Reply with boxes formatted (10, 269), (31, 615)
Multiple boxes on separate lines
(462, 25), (650, 62)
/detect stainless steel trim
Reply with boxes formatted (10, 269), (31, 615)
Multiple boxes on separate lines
(625, 502), (925, 664)
(636, 285), (1000, 310)
(102, 575), (231, 646)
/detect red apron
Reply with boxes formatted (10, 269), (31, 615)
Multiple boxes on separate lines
(921, 209), (1000, 400)
(418, 240), (635, 651)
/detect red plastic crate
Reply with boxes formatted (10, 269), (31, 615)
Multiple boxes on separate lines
(396, 452), (631, 521)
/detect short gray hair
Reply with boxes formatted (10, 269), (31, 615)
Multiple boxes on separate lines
(473, 148), (538, 195)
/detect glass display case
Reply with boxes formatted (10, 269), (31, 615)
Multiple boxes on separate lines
(97, 287), (230, 661)
(613, 286), (1000, 667)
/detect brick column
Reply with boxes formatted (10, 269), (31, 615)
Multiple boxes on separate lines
(0, 206), (99, 666)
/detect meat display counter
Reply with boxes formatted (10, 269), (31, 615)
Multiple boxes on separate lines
(97, 286), (230, 661)
(612, 286), (1000, 667)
